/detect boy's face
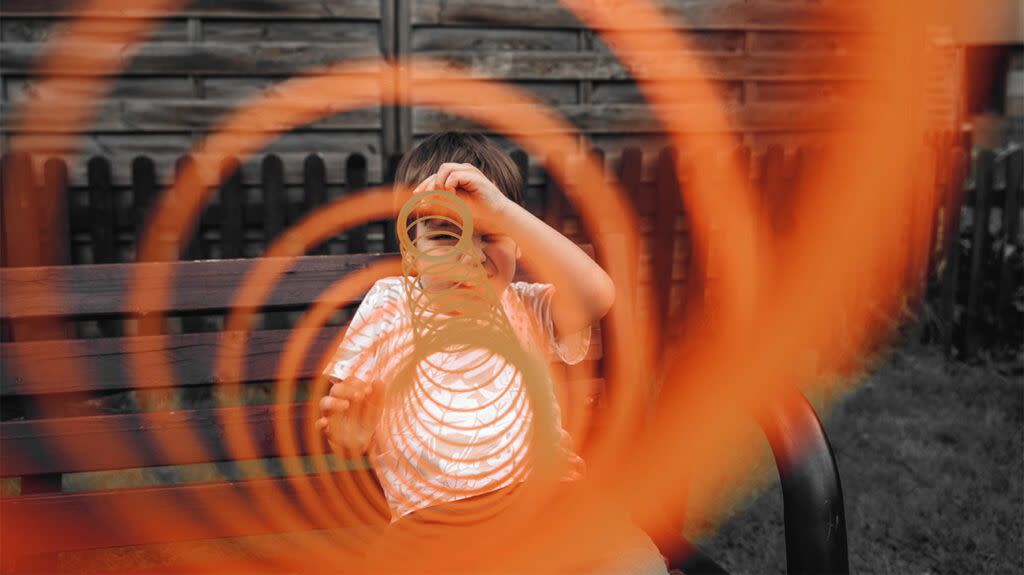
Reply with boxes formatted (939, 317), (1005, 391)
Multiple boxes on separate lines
(412, 218), (519, 301)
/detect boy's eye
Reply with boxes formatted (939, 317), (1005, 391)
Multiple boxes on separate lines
(482, 234), (506, 243)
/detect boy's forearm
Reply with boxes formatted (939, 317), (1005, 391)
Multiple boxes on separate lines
(491, 200), (615, 334)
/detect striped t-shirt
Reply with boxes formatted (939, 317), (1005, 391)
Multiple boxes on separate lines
(323, 276), (590, 520)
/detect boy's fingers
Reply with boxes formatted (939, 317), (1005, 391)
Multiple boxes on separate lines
(435, 163), (480, 192)
(411, 174), (438, 195)
(319, 395), (350, 414)
(329, 380), (371, 400)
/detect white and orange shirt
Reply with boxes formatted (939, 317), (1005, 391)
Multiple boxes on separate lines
(323, 276), (590, 521)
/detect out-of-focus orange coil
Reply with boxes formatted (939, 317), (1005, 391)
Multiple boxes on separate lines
(2, 0), (946, 572)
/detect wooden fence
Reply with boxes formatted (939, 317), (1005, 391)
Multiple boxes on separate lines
(922, 143), (1022, 359)
(2, 142), (1020, 357)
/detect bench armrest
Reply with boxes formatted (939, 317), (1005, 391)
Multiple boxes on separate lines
(670, 391), (849, 575)
(759, 391), (849, 575)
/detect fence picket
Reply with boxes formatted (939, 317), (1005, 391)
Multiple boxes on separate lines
(261, 154), (289, 330)
(996, 148), (1022, 340)
(131, 156), (167, 336)
(384, 153), (402, 252)
(40, 158), (71, 269)
(543, 151), (567, 235)
(345, 153), (369, 253)
(303, 154), (328, 256)
(219, 157), (245, 260)
(939, 147), (969, 356)
(964, 150), (994, 357)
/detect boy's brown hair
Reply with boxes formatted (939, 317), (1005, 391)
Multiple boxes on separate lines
(393, 131), (525, 207)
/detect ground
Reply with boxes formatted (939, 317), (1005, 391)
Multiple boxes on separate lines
(695, 345), (1023, 574)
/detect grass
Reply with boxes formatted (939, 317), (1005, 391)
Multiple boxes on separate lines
(695, 344), (1023, 574)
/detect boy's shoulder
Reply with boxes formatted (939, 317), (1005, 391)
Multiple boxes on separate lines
(364, 276), (406, 306)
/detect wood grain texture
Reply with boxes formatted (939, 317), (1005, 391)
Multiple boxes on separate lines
(0, 246), (606, 323)
(0, 401), (331, 475)
(409, 50), (861, 81)
(2, 370), (604, 476)
(0, 253), (396, 319)
(1, 41), (382, 75)
(411, 0), (866, 31)
(0, 469), (384, 561)
(0, 17), (188, 42)
(2, 99), (383, 132)
(413, 102), (847, 134)
(0, 0), (382, 19)
(1, 327), (338, 395)
(7, 152), (384, 188)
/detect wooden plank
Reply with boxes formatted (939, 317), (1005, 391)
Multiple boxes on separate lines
(0, 152), (43, 268)
(344, 153), (370, 254)
(747, 31), (872, 53)
(414, 102), (847, 135)
(651, 146), (680, 341)
(1, 401), (330, 476)
(27, 152), (383, 189)
(88, 156), (122, 338)
(202, 75), (382, 100)
(0, 0), (382, 19)
(409, 51), (861, 81)
(0, 470), (385, 563)
(0, 17), (188, 42)
(1, 323), (604, 397)
(2, 43), (859, 79)
(964, 150), (994, 358)
(202, 20), (379, 43)
(543, 151), (568, 234)
(47, 526), (383, 575)
(0, 41), (382, 76)
(750, 81), (862, 102)
(13, 132), (385, 187)
(0, 326), (336, 396)
(1, 153), (69, 341)
(995, 148), (1022, 339)
(177, 155), (208, 264)
(261, 155), (290, 330)
(411, 27), (578, 52)
(303, 155), (329, 256)
(130, 155), (169, 334)
(2, 371), (607, 477)
(5, 76), (195, 101)
(218, 158), (245, 260)
(411, 0), (867, 31)
(38, 157), (71, 269)
(939, 148), (968, 357)
(261, 155), (288, 246)
(0, 252), (396, 319)
(590, 80), (743, 104)
(1, 99), (384, 133)
(591, 29), (744, 54)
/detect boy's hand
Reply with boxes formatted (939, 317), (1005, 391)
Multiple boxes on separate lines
(410, 163), (513, 230)
(316, 376), (385, 452)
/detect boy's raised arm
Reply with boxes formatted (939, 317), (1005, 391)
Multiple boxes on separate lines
(429, 162), (616, 337)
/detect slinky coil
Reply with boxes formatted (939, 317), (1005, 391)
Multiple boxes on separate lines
(370, 189), (565, 530)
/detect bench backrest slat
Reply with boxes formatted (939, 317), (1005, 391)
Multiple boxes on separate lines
(0, 253), (393, 319)
(2, 377), (605, 477)
(1, 470), (384, 558)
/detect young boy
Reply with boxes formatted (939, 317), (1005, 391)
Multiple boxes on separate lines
(316, 132), (668, 574)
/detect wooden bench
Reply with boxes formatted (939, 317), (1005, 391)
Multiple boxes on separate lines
(1, 251), (847, 574)
(1, 146), (848, 574)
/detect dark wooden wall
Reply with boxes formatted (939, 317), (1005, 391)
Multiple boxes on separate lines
(0, 1), (892, 184)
